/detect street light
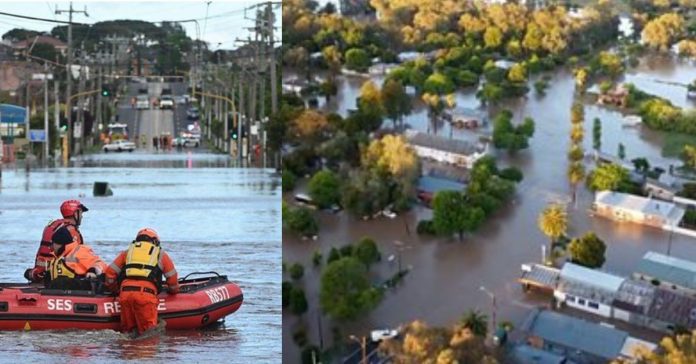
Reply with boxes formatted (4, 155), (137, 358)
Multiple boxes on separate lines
(393, 240), (411, 274)
(349, 335), (367, 364)
(479, 286), (496, 339)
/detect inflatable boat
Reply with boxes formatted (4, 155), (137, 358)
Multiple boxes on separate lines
(0, 272), (243, 331)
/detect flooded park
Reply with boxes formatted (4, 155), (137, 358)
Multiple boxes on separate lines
(0, 153), (281, 362)
(283, 54), (696, 358)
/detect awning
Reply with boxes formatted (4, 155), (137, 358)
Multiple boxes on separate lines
(0, 104), (27, 124)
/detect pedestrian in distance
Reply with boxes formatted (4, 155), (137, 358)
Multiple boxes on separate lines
(105, 228), (179, 338)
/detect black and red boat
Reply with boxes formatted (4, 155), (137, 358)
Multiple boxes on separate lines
(0, 272), (243, 331)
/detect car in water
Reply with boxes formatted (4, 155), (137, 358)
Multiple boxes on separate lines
(370, 329), (398, 342)
(159, 95), (174, 109)
(136, 95), (149, 109)
(103, 140), (136, 153)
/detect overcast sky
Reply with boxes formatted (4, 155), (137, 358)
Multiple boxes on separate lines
(0, 0), (279, 50)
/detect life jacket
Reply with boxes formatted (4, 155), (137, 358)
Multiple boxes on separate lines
(49, 256), (79, 279)
(48, 243), (105, 281)
(123, 240), (162, 284)
(34, 219), (82, 271)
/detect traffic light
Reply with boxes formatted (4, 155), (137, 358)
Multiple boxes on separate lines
(101, 85), (111, 97)
(231, 130), (238, 140)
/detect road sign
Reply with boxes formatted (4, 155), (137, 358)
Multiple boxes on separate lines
(251, 123), (259, 136)
(73, 122), (82, 139)
(31, 73), (53, 80)
(28, 129), (46, 142)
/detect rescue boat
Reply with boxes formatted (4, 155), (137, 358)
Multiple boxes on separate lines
(0, 272), (243, 331)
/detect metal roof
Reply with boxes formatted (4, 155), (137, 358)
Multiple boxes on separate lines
(595, 191), (682, 222)
(560, 262), (625, 293)
(637, 252), (696, 290)
(405, 129), (484, 156)
(417, 176), (466, 194)
(522, 309), (628, 360)
(510, 344), (570, 364)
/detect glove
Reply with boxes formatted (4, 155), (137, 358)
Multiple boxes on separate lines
(24, 268), (33, 282)
(86, 272), (98, 279)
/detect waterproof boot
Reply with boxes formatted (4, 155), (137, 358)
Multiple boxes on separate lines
(133, 319), (166, 340)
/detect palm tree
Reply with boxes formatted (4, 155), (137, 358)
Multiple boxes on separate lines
(568, 161), (585, 205)
(538, 203), (568, 263)
(570, 124), (584, 144)
(461, 309), (488, 337)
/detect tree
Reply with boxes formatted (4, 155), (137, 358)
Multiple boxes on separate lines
(289, 263), (305, 280)
(355, 237), (380, 269)
(593, 118), (602, 151)
(432, 191), (485, 241)
(289, 286), (308, 316)
(381, 79), (411, 130)
(461, 309), (488, 337)
(323, 45), (342, 78)
(568, 162), (585, 203)
(423, 72), (455, 95)
(292, 110), (328, 139)
(483, 26), (503, 49)
(492, 111), (534, 153)
(618, 143), (626, 160)
(574, 68), (588, 92)
(614, 330), (696, 363)
(587, 163), (630, 191)
(31, 43), (59, 64)
(308, 170), (341, 208)
(282, 281), (292, 308)
(507, 63), (528, 83)
(285, 207), (319, 237)
(682, 145), (696, 169)
(642, 13), (685, 51)
(568, 232), (606, 268)
(499, 167), (524, 182)
(327, 247), (341, 264)
(320, 257), (382, 320)
(345, 47), (371, 72)
(632, 157), (650, 175)
(538, 203), (568, 259)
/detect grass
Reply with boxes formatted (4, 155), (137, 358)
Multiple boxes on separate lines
(662, 133), (696, 158)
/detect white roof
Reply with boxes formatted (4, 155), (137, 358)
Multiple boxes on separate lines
(595, 191), (676, 219)
(560, 262), (625, 293)
(645, 251), (696, 274)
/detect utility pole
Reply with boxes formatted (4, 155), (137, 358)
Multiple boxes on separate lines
(237, 70), (244, 165)
(75, 43), (87, 155)
(54, 78), (60, 160)
(55, 2), (88, 163)
(43, 63), (49, 162)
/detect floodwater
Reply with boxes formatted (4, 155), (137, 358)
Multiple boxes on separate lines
(0, 153), (281, 363)
(283, 55), (696, 360)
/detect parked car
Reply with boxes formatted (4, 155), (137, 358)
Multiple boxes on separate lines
(103, 140), (136, 153)
(159, 95), (174, 109)
(136, 95), (149, 109)
(173, 135), (200, 148)
(370, 329), (398, 342)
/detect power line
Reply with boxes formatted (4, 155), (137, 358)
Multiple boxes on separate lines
(0, 11), (90, 26)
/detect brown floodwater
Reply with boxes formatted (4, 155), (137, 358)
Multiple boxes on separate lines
(283, 55), (696, 362)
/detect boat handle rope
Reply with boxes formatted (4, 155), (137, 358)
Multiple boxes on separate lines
(181, 271), (221, 281)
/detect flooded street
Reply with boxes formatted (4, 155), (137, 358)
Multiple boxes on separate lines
(0, 153), (281, 362)
(283, 55), (696, 359)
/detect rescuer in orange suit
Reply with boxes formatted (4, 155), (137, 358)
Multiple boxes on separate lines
(47, 225), (107, 290)
(105, 228), (179, 337)
(24, 200), (88, 283)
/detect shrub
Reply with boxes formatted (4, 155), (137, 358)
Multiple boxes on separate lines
(293, 328), (308, 347)
(289, 263), (305, 280)
(312, 250), (323, 266)
(417, 220), (436, 235)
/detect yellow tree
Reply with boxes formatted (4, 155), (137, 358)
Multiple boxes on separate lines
(363, 134), (419, 179)
(574, 68), (588, 93)
(612, 331), (696, 363)
(458, 13), (487, 34)
(508, 63), (528, 83)
(678, 40), (696, 58)
(484, 26), (504, 49)
(568, 162), (585, 204)
(538, 203), (568, 262)
(292, 110), (328, 139)
(642, 13), (685, 50)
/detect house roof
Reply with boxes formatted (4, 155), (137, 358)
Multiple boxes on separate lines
(13, 35), (67, 49)
(560, 262), (625, 293)
(417, 176), (466, 194)
(405, 129), (484, 156)
(647, 287), (696, 329)
(595, 191), (681, 222)
(522, 309), (628, 360)
(637, 251), (696, 290)
(510, 344), (570, 364)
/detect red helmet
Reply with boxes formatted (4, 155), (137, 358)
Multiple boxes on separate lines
(136, 228), (160, 245)
(60, 200), (89, 218)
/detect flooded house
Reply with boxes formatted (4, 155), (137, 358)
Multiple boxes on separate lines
(592, 191), (685, 228)
(404, 129), (488, 169)
(643, 177), (677, 202)
(416, 175), (466, 206)
(442, 108), (486, 129)
(520, 308), (655, 364)
(634, 252), (696, 296)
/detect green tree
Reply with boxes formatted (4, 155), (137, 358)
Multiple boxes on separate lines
(289, 263), (305, 280)
(492, 111), (534, 153)
(345, 47), (371, 72)
(587, 163), (630, 191)
(355, 237), (380, 269)
(568, 162), (586, 204)
(285, 207), (319, 237)
(632, 157), (650, 175)
(593, 118), (602, 151)
(568, 232), (607, 268)
(423, 72), (455, 95)
(283, 169), (297, 192)
(618, 143), (626, 160)
(308, 170), (341, 209)
(327, 247), (341, 264)
(282, 281), (292, 308)
(289, 286), (308, 316)
(320, 257), (382, 320)
(461, 309), (488, 337)
(682, 145), (696, 169)
(499, 167), (524, 182)
(538, 203), (568, 260)
(381, 79), (412, 130)
(432, 191), (485, 241)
